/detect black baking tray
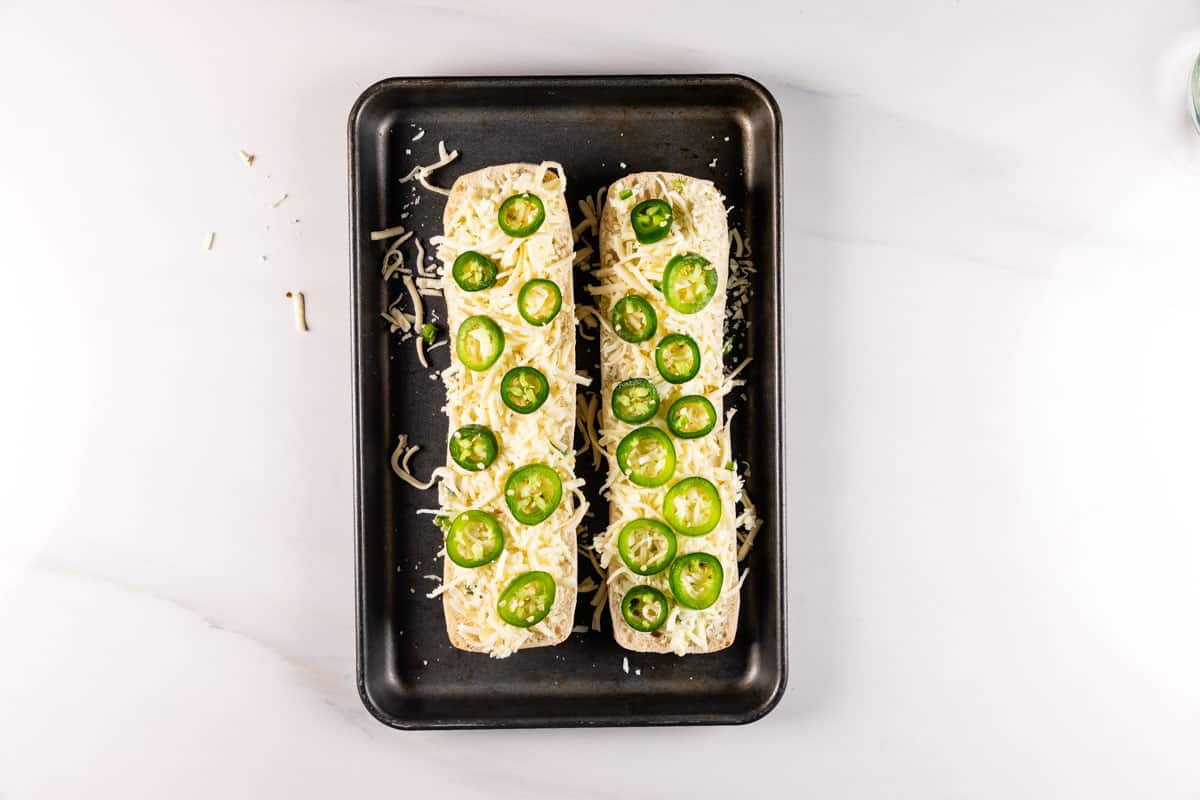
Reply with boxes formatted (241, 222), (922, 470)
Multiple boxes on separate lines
(349, 75), (785, 729)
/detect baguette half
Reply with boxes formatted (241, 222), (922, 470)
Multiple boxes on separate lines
(594, 172), (739, 654)
(434, 163), (585, 657)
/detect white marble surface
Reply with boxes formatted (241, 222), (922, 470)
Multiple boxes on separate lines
(3, 0), (1200, 796)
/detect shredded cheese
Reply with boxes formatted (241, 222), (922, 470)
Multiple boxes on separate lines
(399, 140), (459, 196)
(203, 232), (215, 251)
(382, 231), (414, 280)
(284, 291), (308, 332)
(391, 434), (440, 490)
(371, 224), (408, 241)
(402, 275), (428, 368)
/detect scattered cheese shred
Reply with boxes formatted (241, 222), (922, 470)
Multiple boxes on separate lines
(382, 231), (415, 280)
(371, 224), (408, 241)
(579, 542), (609, 630)
(239, 150), (255, 166)
(736, 493), (763, 562)
(590, 582), (608, 631)
(203, 232), (215, 251)
(402, 275), (428, 368)
(272, 193), (289, 208)
(390, 433), (440, 490)
(399, 140), (458, 196)
(736, 567), (750, 591)
(284, 291), (308, 332)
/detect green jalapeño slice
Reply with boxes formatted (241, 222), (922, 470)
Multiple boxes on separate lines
(445, 510), (504, 568)
(456, 315), (505, 371)
(451, 250), (498, 292)
(448, 424), (499, 471)
(663, 476), (722, 536)
(669, 552), (723, 610)
(497, 571), (556, 627)
(662, 252), (717, 313)
(612, 295), (658, 343)
(611, 378), (660, 424)
(622, 585), (669, 632)
(500, 366), (549, 414)
(517, 279), (562, 326)
(617, 518), (677, 576)
(666, 395), (717, 439)
(616, 426), (676, 488)
(631, 198), (673, 244)
(504, 463), (563, 525)
(497, 193), (545, 237)
(655, 333), (700, 384)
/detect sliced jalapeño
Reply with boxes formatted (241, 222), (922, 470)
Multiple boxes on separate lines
(497, 570), (556, 627)
(616, 426), (676, 488)
(456, 315), (504, 371)
(448, 424), (499, 471)
(451, 250), (498, 292)
(663, 476), (722, 536)
(662, 252), (717, 313)
(655, 333), (700, 383)
(611, 378), (660, 424)
(498, 193), (545, 238)
(517, 279), (562, 326)
(669, 552), (723, 610)
(446, 510), (504, 568)
(617, 518), (677, 576)
(622, 585), (669, 632)
(612, 295), (658, 343)
(666, 395), (717, 439)
(504, 463), (563, 525)
(631, 198), (673, 244)
(500, 366), (549, 414)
